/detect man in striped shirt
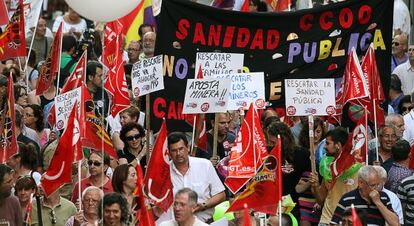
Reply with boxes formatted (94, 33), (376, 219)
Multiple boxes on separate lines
(397, 172), (414, 225)
(330, 165), (400, 226)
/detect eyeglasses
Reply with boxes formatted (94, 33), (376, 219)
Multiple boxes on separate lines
(87, 160), (102, 167)
(392, 42), (400, 46)
(25, 113), (34, 117)
(402, 106), (413, 112)
(126, 134), (141, 141)
(363, 180), (381, 190)
(50, 210), (57, 224)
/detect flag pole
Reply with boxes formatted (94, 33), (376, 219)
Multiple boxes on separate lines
(145, 94), (151, 165)
(277, 135), (282, 226)
(24, 12), (41, 92)
(364, 107), (368, 166)
(373, 99), (379, 162)
(212, 113), (219, 158)
(190, 115), (196, 155)
(55, 22), (63, 95)
(191, 114), (204, 157)
(77, 160), (82, 211)
(308, 115), (316, 174)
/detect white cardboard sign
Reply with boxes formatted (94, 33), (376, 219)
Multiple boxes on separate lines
(195, 52), (244, 78)
(215, 72), (265, 110)
(183, 78), (231, 114)
(285, 79), (336, 116)
(54, 87), (81, 130)
(131, 55), (164, 97)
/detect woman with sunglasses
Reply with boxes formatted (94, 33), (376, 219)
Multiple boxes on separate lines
(112, 164), (139, 225)
(398, 95), (413, 115)
(118, 122), (147, 172)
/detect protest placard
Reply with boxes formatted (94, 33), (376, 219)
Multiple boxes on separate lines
(215, 72), (265, 110)
(131, 55), (164, 97)
(195, 52), (244, 78)
(183, 78), (231, 114)
(285, 79), (335, 116)
(54, 87), (81, 130)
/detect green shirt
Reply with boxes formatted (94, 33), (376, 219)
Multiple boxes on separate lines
(30, 196), (77, 226)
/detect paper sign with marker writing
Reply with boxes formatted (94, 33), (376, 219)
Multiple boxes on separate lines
(54, 87), (81, 130)
(215, 72), (265, 110)
(195, 52), (244, 77)
(183, 78), (231, 114)
(285, 79), (335, 116)
(131, 55), (164, 97)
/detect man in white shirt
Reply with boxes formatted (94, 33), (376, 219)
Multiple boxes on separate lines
(403, 90), (414, 146)
(156, 132), (226, 223)
(393, 0), (411, 36)
(160, 188), (209, 226)
(393, 45), (414, 95)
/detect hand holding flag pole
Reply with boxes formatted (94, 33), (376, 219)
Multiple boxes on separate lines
(308, 115), (317, 175)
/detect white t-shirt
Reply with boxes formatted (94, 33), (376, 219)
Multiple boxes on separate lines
(393, 0), (411, 35)
(403, 110), (414, 146)
(159, 217), (209, 226)
(52, 15), (87, 35)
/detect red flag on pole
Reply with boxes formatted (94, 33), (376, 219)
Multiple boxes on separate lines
(0, 73), (17, 163)
(40, 102), (77, 197)
(0, 0), (25, 61)
(79, 84), (118, 159)
(335, 48), (369, 116)
(241, 0), (250, 12)
(102, 21), (123, 80)
(36, 22), (63, 95)
(0, 0), (8, 25)
(227, 136), (282, 214)
(242, 205), (252, 226)
(144, 120), (173, 212)
(135, 165), (156, 226)
(331, 110), (367, 184)
(225, 103), (268, 194)
(352, 204), (363, 226)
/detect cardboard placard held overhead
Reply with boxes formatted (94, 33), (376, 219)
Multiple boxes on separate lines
(215, 72), (265, 110)
(195, 52), (244, 77)
(183, 78), (231, 114)
(131, 54), (164, 97)
(54, 87), (81, 130)
(285, 79), (335, 116)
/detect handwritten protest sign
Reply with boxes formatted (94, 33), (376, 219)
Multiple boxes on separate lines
(215, 72), (265, 110)
(54, 87), (81, 130)
(285, 79), (335, 116)
(131, 55), (164, 97)
(195, 52), (244, 78)
(183, 78), (231, 114)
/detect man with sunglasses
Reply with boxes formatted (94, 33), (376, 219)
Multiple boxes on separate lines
(71, 152), (113, 204)
(330, 165), (399, 226)
(391, 34), (408, 72)
(403, 91), (414, 146)
(393, 44), (414, 95)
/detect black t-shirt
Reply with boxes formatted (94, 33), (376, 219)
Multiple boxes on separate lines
(116, 148), (147, 172)
(196, 131), (236, 160)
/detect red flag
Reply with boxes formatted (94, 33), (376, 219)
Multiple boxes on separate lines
(102, 21), (123, 80)
(227, 136), (282, 214)
(242, 205), (252, 226)
(225, 104), (268, 194)
(40, 102), (77, 197)
(335, 48), (369, 115)
(80, 84), (118, 159)
(144, 120), (173, 212)
(184, 114), (207, 152)
(0, 73), (17, 163)
(275, 0), (291, 11)
(104, 34), (130, 117)
(0, 0), (25, 60)
(241, 0), (250, 12)
(0, 0), (8, 25)
(135, 165), (156, 226)
(356, 44), (385, 126)
(331, 110), (367, 184)
(352, 204), (363, 226)
(36, 22), (63, 95)
(48, 51), (87, 127)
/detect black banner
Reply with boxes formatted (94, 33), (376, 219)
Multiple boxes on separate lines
(152, 0), (393, 131)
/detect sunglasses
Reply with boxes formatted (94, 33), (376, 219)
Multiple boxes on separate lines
(402, 106), (413, 112)
(126, 134), (141, 141)
(87, 160), (102, 167)
(392, 42), (400, 46)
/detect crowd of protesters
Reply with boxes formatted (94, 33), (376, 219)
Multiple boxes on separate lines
(0, 0), (413, 226)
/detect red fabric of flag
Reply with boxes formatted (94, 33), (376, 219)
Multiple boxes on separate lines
(0, 0), (26, 60)
(0, 73), (17, 163)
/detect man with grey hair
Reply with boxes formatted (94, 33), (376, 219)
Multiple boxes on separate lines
(160, 188), (209, 226)
(393, 44), (414, 95)
(385, 113), (405, 140)
(65, 186), (103, 226)
(368, 125), (398, 172)
(403, 90), (414, 145)
(330, 165), (399, 225)
(372, 165), (404, 225)
(139, 31), (156, 60)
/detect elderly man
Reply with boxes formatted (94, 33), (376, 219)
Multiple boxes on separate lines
(65, 186), (103, 226)
(393, 44), (414, 95)
(403, 90), (414, 145)
(391, 34), (408, 72)
(330, 165), (399, 226)
(0, 164), (22, 226)
(385, 113), (405, 140)
(157, 132), (226, 223)
(127, 41), (141, 64)
(139, 31), (156, 60)
(368, 125), (398, 172)
(160, 188), (209, 226)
